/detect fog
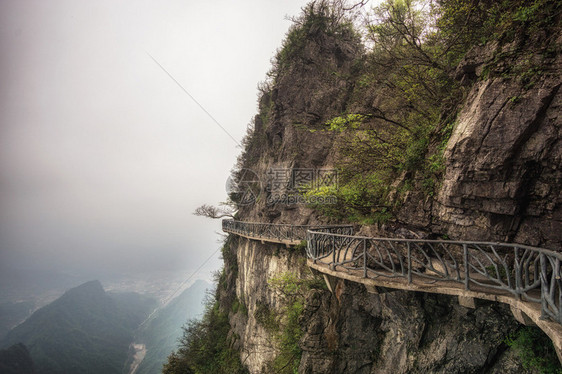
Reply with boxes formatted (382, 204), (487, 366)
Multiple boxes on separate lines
(0, 0), (307, 284)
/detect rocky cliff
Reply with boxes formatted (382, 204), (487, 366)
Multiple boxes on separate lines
(193, 1), (562, 373)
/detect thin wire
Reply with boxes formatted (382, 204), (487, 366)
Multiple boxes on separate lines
(146, 51), (241, 147)
(138, 245), (221, 328)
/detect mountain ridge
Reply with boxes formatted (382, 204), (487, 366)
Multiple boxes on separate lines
(132, 279), (210, 374)
(1, 280), (157, 374)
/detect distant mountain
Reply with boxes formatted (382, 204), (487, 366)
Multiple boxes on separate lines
(133, 280), (210, 374)
(0, 301), (34, 340)
(0, 267), (88, 305)
(0, 343), (35, 374)
(109, 291), (159, 331)
(1, 280), (157, 374)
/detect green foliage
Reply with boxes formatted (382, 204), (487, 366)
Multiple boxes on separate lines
(440, 0), (561, 81)
(303, 0), (461, 223)
(307, 0), (547, 222)
(274, 0), (358, 74)
(268, 272), (317, 299)
(220, 236), (238, 291)
(505, 327), (562, 373)
(495, 0), (559, 39)
(303, 171), (393, 224)
(325, 114), (368, 131)
(311, 0), (557, 224)
(272, 300), (304, 374)
(162, 241), (246, 374)
(134, 281), (209, 374)
(429, 118), (454, 173)
(231, 296), (248, 317)
(436, 0), (560, 46)
(484, 265), (509, 283)
(262, 272), (326, 373)
(163, 293), (247, 374)
(254, 301), (278, 332)
(292, 240), (308, 253)
(402, 127), (430, 172)
(0, 281), (157, 374)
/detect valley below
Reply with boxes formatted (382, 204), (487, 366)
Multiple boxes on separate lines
(0, 273), (210, 374)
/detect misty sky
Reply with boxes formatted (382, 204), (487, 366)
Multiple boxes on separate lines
(0, 0), (309, 281)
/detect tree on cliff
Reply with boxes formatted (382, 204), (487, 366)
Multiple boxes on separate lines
(303, 0), (561, 224)
(162, 280), (247, 374)
(193, 204), (235, 219)
(173, 0), (562, 372)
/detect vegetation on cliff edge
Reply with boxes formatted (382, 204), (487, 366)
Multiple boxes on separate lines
(234, 0), (560, 226)
(163, 240), (247, 374)
(184, 0), (561, 372)
(163, 294), (247, 374)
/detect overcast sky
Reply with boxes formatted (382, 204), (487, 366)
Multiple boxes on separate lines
(0, 0), (311, 282)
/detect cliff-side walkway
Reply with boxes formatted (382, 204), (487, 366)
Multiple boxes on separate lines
(222, 219), (562, 361)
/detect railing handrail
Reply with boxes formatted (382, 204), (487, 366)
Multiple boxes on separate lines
(222, 219), (354, 243)
(306, 229), (562, 260)
(222, 219), (562, 361)
(222, 219), (561, 326)
(222, 219), (353, 229)
(222, 219), (560, 259)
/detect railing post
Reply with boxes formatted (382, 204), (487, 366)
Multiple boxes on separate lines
(407, 242), (412, 284)
(222, 220), (562, 326)
(557, 258), (561, 324)
(540, 253), (548, 320)
(554, 258), (562, 324)
(363, 239), (367, 278)
(306, 230), (310, 258)
(311, 232), (317, 263)
(514, 246), (521, 299)
(463, 244), (470, 290)
(332, 235), (336, 268)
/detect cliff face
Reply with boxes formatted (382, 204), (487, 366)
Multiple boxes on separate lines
(226, 239), (310, 373)
(221, 235), (530, 373)
(436, 38), (562, 247)
(220, 4), (561, 374)
(299, 284), (523, 373)
(375, 35), (562, 246)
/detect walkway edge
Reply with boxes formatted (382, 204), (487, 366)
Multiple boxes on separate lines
(308, 260), (562, 363)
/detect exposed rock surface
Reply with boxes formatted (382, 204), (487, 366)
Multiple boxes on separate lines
(223, 10), (561, 374)
(299, 282), (528, 374)
(436, 44), (562, 246)
(225, 238), (311, 373)
(224, 239), (539, 373)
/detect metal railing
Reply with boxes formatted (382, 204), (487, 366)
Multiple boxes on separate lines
(222, 219), (353, 243)
(306, 230), (562, 324)
(221, 219), (561, 325)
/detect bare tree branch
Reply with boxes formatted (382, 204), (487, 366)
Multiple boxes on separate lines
(193, 204), (236, 219)
(343, 0), (369, 11)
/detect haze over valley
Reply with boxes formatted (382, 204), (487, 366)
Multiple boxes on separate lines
(0, 0), (310, 372)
